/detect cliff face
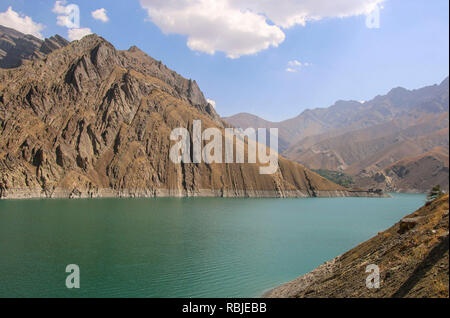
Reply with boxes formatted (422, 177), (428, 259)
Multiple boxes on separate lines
(266, 194), (449, 298)
(0, 33), (365, 199)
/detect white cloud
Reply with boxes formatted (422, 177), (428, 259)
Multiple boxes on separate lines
(207, 99), (216, 108)
(286, 59), (310, 72)
(288, 60), (302, 67)
(52, 1), (93, 41)
(53, 1), (79, 28)
(92, 8), (109, 23)
(139, 0), (384, 58)
(232, 0), (384, 28)
(0, 6), (45, 39)
(56, 15), (74, 28)
(52, 0), (68, 15)
(68, 27), (93, 41)
(139, 0), (285, 59)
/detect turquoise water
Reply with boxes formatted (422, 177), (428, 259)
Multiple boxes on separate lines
(0, 194), (425, 298)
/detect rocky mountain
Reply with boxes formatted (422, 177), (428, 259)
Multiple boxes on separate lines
(265, 194), (449, 298)
(0, 31), (373, 199)
(356, 146), (449, 193)
(223, 110), (332, 154)
(225, 78), (449, 192)
(0, 25), (69, 69)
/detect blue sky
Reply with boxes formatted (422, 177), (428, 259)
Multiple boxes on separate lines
(1, 0), (449, 121)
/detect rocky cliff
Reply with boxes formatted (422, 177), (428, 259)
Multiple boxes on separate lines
(0, 32), (373, 199)
(265, 194), (449, 298)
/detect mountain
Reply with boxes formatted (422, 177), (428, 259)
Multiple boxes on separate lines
(265, 194), (449, 298)
(223, 109), (338, 153)
(355, 145), (449, 193)
(225, 78), (449, 192)
(0, 31), (373, 199)
(0, 25), (69, 69)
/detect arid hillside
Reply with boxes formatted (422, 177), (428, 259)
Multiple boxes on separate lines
(0, 29), (371, 199)
(225, 78), (449, 192)
(265, 194), (449, 298)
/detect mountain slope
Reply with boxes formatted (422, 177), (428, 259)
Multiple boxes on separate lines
(355, 145), (449, 193)
(225, 79), (449, 152)
(0, 33), (368, 199)
(266, 194), (449, 298)
(223, 109), (335, 153)
(0, 24), (69, 69)
(225, 78), (449, 192)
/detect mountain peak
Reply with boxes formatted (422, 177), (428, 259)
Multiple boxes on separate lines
(128, 45), (142, 53)
(71, 33), (112, 50)
(387, 86), (409, 95)
(39, 34), (69, 55)
(0, 27), (356, 199)
(0, 24), (72, 69)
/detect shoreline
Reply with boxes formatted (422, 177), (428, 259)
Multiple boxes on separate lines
(0, 188), (390, 200)
(262, 256), (342, 298)
(263, 195), (449, 298)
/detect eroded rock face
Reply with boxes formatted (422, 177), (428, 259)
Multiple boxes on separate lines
(39, 35), (69, 55)
(0, 32), (364, 199)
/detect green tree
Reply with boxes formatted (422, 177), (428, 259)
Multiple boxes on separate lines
(427, 185), (444, 202)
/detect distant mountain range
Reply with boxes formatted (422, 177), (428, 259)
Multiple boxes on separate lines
(0, 25), (378, 199)
(224, 78), (449, 193)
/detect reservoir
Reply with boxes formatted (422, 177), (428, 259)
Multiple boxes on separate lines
(0, 194), (425, 297)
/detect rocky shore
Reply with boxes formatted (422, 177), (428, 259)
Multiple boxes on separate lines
(0, 188), (389, 200)
(264, 194), (449, 298)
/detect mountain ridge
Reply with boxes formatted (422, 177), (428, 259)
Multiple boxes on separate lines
(0, 24), (69, 69)
(225, 77), (449, 192)
(0, 29), (377, 199)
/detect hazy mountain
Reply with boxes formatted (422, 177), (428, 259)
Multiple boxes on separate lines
(0, 25), (68, 69)
(225, 78), (449, 192)
(0, 31), (371, 199)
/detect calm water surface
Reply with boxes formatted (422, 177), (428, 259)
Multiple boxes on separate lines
(0, 194), (425, 297)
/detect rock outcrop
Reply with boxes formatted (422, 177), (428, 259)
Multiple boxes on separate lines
(0, 31), (378, 199)
(39, 35), (70, 55)
(265, 194), (449, 298)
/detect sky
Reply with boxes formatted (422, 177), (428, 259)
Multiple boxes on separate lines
(0, 0), (448, 121)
